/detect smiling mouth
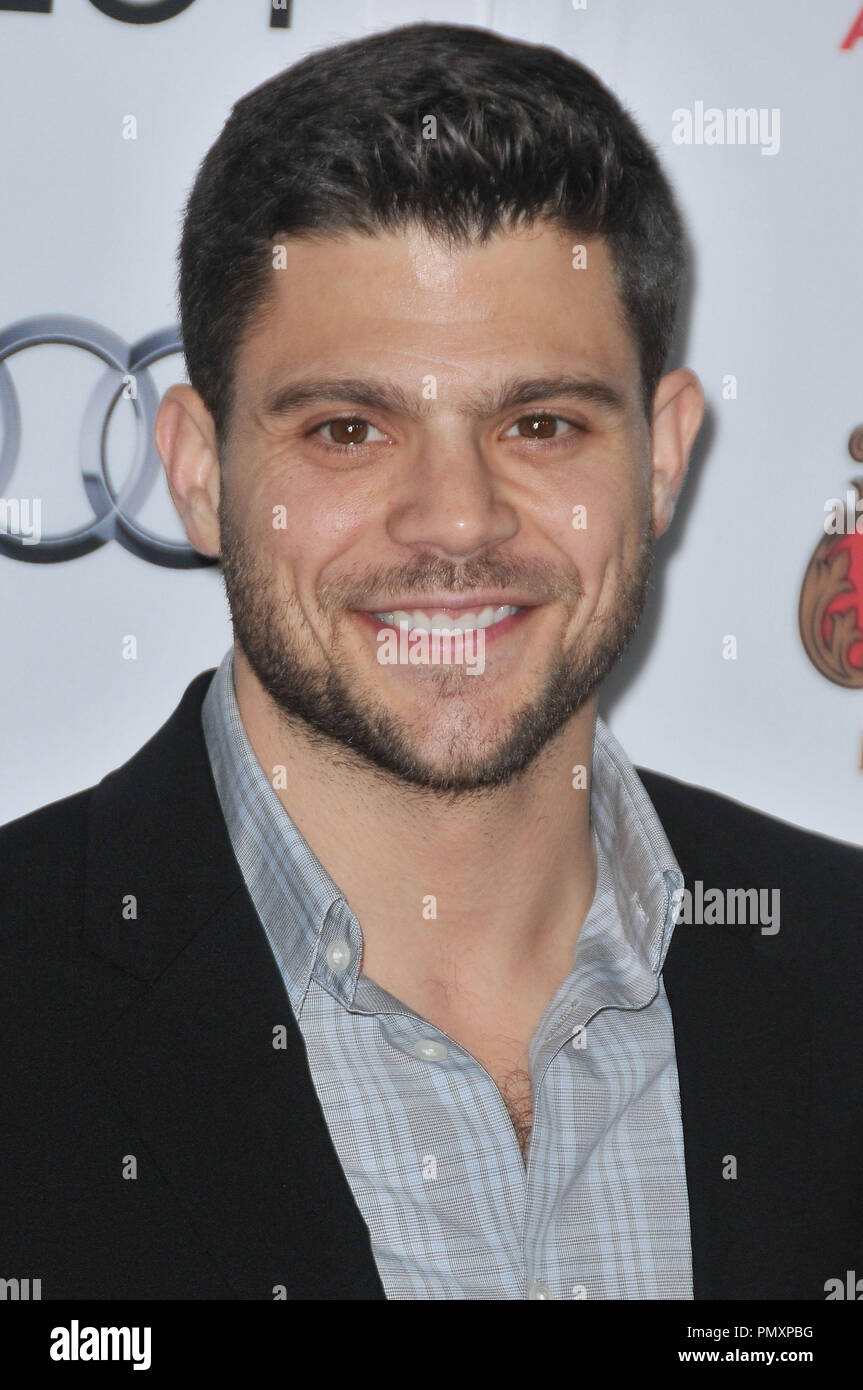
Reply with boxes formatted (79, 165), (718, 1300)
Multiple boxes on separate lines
(372, 604), (522, 634)
(350, 602), (538, 651)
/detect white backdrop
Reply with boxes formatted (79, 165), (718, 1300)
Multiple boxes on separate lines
(1, 0), (861, 846)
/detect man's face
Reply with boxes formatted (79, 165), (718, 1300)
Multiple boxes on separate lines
(219, 221), (655, 793)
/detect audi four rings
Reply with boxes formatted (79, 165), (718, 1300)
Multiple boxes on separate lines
(0, 314), (216, 568)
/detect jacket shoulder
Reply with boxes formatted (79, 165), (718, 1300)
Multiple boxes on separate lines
(0, 668), (217, 926)
(636, 764), (861, 866)
(636, 764), (863, 976)
(0, 787), (91, 924)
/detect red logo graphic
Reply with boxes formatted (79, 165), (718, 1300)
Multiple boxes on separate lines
(841, 5), (863, 49)
(798, 429), (863, 689)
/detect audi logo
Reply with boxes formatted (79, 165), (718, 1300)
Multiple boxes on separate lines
(0, 1), (291, 29)
(0, 315), (216, 568)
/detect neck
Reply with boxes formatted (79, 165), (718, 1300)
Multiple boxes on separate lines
(232, 647), (598, 1006)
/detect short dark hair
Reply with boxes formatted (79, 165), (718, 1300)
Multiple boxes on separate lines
(178, 21), (686, 453)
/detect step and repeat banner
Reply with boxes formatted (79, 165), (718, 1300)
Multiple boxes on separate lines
(1, 0), (861, 843)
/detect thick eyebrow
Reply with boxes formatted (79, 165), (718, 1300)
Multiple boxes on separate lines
(260, 373), (628, 422)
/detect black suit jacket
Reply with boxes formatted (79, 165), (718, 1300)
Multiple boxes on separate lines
(1, 669), (861, 1300)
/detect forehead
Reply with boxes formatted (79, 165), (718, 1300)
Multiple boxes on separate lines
(238, 221), (639, 410)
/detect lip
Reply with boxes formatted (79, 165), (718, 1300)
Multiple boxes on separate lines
(354, 595), (538, 616)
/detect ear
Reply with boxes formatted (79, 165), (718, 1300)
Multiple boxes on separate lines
(648, 368), (705, 537)
(154, 384), (222, 558)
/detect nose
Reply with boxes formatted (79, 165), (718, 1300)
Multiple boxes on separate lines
(385, 425), (519, 560)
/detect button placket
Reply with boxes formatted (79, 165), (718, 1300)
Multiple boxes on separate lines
(326, 939), (351, 973)
(527, 1280), (554, 1300)
(411, 1037), (449, 1063)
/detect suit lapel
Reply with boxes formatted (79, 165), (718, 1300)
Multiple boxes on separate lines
(83, 671), (385, 1300)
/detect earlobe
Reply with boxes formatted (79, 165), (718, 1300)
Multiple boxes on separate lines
(154, 385), (222, 559)
(650, 469), (676, 538)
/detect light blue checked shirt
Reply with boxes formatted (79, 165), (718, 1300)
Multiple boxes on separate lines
(201, 647), (693, 1300)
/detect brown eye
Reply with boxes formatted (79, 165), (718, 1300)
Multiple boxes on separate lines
(327, 418), (370, 445)
(506, 414), (578, 441)
(312, 417), (387, 450)
(522, 416), (556, 438)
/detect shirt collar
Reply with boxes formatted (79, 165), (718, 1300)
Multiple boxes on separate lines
(201, 647), (352, 1015)
(590, 713), (683, 977)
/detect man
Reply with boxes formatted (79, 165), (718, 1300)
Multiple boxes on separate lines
(1, 21), (861, 1302)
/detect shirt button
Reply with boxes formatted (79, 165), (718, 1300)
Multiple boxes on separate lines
(527, 1281), (554, 1300)
(411, 1037), (449, 1062)
(326, 939), (351, 972)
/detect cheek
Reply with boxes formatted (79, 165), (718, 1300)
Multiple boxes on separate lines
(258, 461), (382, 552)
(539, 474), (641, 591)
(249, 468), (383, 614)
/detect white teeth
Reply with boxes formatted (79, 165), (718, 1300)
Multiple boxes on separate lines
(373, 605), (519, 633)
